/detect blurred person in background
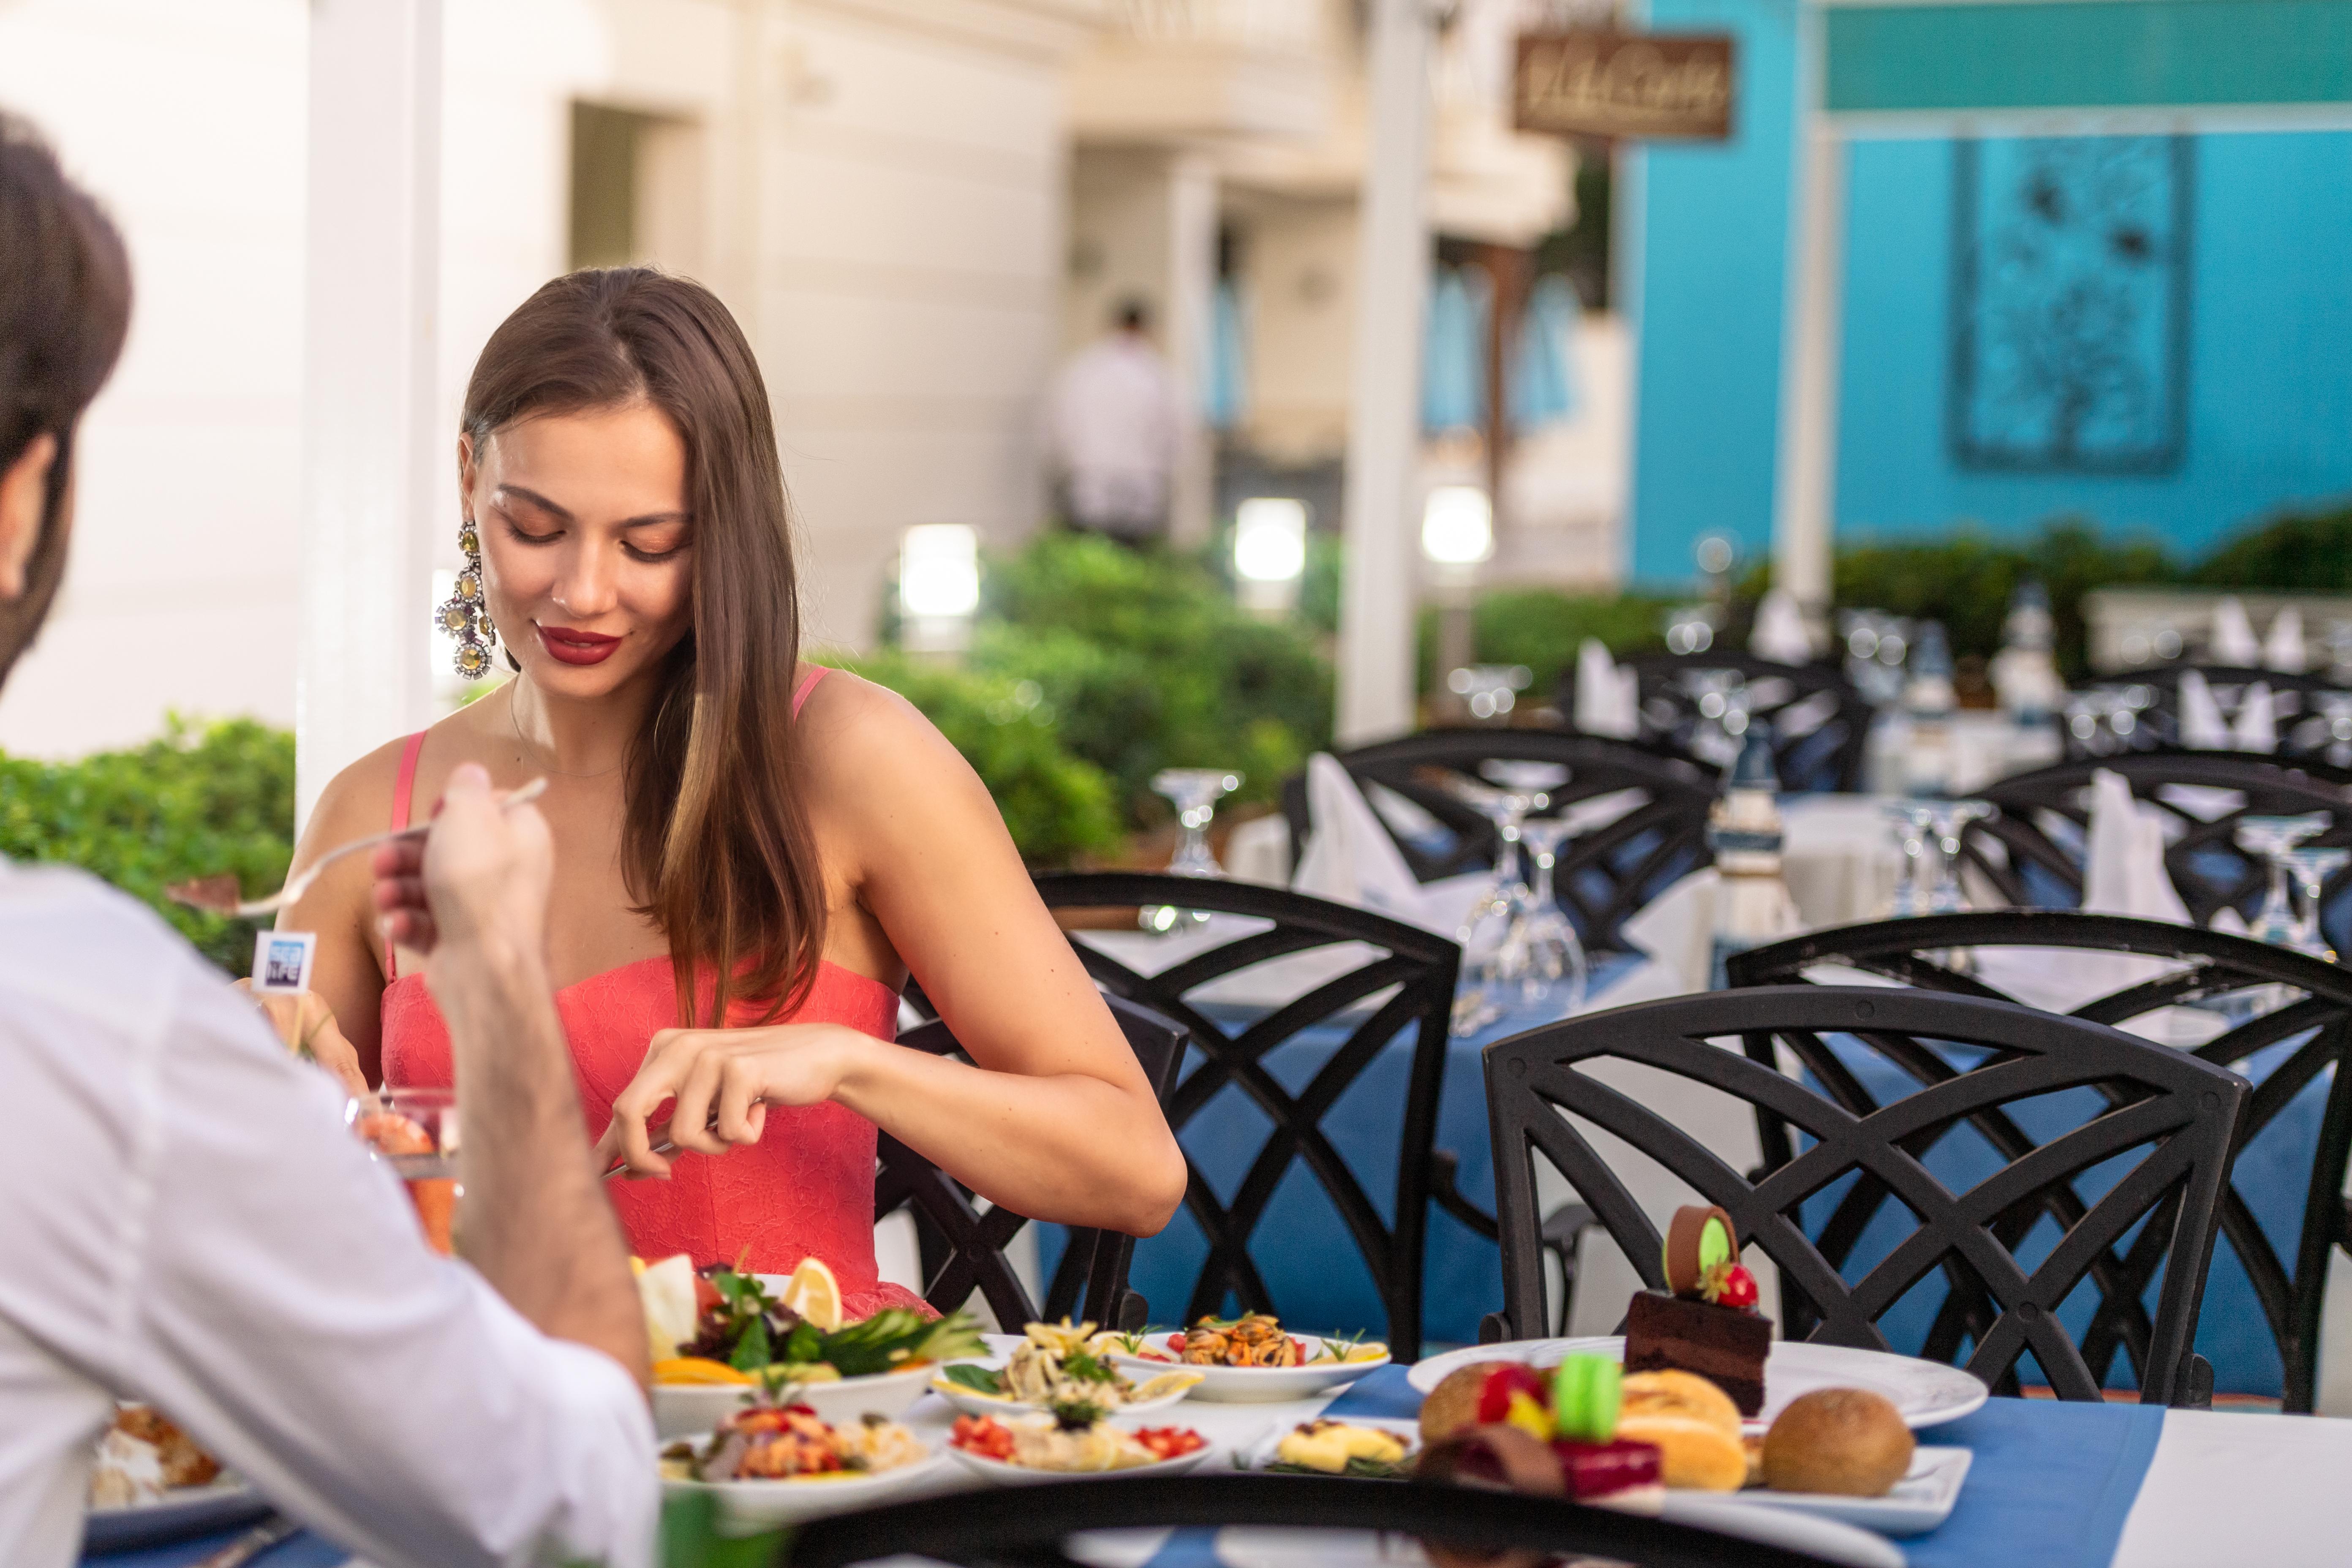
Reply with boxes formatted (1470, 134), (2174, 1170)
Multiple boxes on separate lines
(0, 114), (655, 1568)
(1043, 296), (1181, 544)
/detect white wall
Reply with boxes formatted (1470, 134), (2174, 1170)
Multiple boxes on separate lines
(0, 0), (1092, 756)
(0, 0), (309, 759)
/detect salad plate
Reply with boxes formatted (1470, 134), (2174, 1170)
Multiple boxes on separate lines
(946, 1414), (1217, 1487)
(661, 1450), (950, 1529)
(931, 1365), (1198, 1420)
(1409, 1337), (1987, 1432)
(654, 1361), (935, 1440)
(930, 1322), (1204, 1418)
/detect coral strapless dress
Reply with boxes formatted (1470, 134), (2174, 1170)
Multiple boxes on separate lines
(378, 668), (927, 1318)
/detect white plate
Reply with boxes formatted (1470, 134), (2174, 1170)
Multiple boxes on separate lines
(652, 1361), (936, 1441)
(84, 1479), (272, 1552)
(929, 1365), (1202, 1419)
(1704, 1446), (1970, 1538)
(1107, 1336), (1390, 1403)
(662, 1449), (949, 1529)
(947, 1433), (1215, 1486)
(1409, 1337), (1987, 1432)
(1234, 1416), (1421, 1476)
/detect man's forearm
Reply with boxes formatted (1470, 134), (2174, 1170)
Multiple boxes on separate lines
(433, 940), (650, 1387)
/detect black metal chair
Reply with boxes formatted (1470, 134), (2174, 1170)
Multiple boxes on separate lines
(2072, 665), (2352, 765)
(1560, 651), (1873, 793)
(1728, 910), (2352, 1412)
(1278, 729), (1717, 954)
(1482, 986), (2247, 1405)
(1032, 871), (1465, 1362)
(774, 1474), (1842, 1568)
(879, 994), (1187, 1332)
(1958, 752), (2352, 943)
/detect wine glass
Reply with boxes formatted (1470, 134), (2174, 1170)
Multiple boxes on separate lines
(2284, 846), (2349, 962)
(1922, 800), (1995, 915)
(2236, 814), (2328, 946)
(1512, 815), (1589, 1015)
(1446, 764), (1563, 1034)
(1448, 665), (1532, 724)
(1142, 768), (1240, 933)
(348, 1085), (460, 1255)
(1881, 802), (1941, 917)
(2311, 692), (2352, 770)
(1678, 668), (1748, 770)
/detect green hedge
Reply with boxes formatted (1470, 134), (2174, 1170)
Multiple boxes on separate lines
(0, 717), (294, 975)
(1416, 587), (1676, 701)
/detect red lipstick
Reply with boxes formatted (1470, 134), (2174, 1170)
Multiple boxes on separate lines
(536, 624), (622, 666)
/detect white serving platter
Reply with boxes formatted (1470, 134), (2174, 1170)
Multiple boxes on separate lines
(1410, 1336), (1988, 1432)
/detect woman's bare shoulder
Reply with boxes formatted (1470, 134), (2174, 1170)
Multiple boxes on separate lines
(300, 702), (496, 851)
(794, 666), (994, 820)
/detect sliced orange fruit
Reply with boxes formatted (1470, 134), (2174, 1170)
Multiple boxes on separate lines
(653, 1356), (757, 1386)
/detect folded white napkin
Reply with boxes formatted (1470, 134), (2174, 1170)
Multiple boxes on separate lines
(2233, 681), (2278, 753)
(2177, 669), (2232, 749)
(2084, 768), (2192, 923)
(1574, 638), (1639, 738)
(2264, 605), (2308, 673)
(1615, 868), (1718, 995)
(2210, 597), (2262, 666)
(1749, 589), (1814, 665)
(1291, 753), (1428, 924)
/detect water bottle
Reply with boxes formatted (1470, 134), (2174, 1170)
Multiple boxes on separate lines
(1903, 621), (1957, 798)
(1708, 727), (1798, 988)
(1992, 581), (2063, 768)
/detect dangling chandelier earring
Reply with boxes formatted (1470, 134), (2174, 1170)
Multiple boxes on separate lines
(438, 516), (498, 679)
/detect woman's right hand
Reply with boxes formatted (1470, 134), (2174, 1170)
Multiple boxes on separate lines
(233, 979), (371, 1099)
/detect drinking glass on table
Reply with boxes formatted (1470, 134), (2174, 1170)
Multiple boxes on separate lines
(1446, 765), (1561, 1035)
(2284, 845), (2350, 962)
(2237, 814), (2329, 947)
(347, 1086), (460, 1255)
(1513, 814), (1589, 1015)
(1141, 768), (1241, 933)
(1922, 800), (1994, 915)
(1881, 802), (1941, 917)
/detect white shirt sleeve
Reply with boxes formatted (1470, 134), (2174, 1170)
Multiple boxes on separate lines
(2, 879), (656, 1568)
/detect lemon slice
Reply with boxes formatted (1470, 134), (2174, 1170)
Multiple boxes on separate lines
(779, 1256), (844, 1333)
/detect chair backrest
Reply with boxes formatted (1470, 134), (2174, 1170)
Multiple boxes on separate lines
(2072, 665), (2352, 763)
(877, 993), (1188, 1331)
(777, 1473), (1845, 1568)
(1483, 985), (2247, 1405)
(1958, 751), (2352, 937)
(1560, 651), (1873, 793)
(1031, 871), (1461, 1361)
(1726, 909), (2352, 1412)
(1277, 728), (1717, 954)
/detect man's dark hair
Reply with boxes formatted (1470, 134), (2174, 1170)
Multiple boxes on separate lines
(1114, 297), (1150, 333)
(0, 112), (131, 680)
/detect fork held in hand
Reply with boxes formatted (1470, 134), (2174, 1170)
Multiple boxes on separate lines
(166, 778), (550, 920)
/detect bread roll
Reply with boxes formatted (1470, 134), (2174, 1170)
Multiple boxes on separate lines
(1761, 1388), (1914, 1497)
(1613, 1412), (1746, 1492)
(1620, 1370), (1741, 1438)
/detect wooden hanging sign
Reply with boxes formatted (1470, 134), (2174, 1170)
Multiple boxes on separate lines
(1514, 28), (1737, 142)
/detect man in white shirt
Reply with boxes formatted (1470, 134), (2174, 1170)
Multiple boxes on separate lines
(1043, 299), (1183, 543)
(0, 115), (656, 1568)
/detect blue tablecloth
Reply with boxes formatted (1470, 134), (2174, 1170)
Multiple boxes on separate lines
(82, 1527), (345, 1567)
(1147, 1366), (2164, 1568)
(1061, 976), (2327, 1396)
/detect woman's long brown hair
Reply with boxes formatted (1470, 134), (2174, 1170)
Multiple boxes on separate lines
(462, 268), (824, 1027)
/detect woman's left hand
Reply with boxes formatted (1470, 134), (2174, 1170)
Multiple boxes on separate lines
(593, 1022), (859, 1179)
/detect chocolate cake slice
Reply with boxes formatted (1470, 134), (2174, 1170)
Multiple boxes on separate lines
(1622, 1289), (1771, 1416)
(1622, 1204), (1773, 1416)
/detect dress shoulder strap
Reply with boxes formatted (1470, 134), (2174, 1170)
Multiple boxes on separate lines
(792, 663), (829, 717)
(384, 731), (427, 978)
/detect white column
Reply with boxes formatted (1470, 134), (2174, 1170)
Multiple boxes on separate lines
(295, 0), (443, 828)
(1164, 153), (1220, 550)
(1335, 0), (1435, 745)
(1770, 22), (1844, 633)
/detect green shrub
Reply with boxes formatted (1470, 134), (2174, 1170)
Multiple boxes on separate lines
(2189, 505), (2352, 593)
(970, 532), (1331, 822)
(1416, 587), (1675, 700)
(824, 651), (1123, 865)
(0, 716), (294, 975)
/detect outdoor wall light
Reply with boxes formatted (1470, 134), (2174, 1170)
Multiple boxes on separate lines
(1421, 485), (1494, 567)
(900, 523), (979, 653)
(1234, 497), (1308, 614)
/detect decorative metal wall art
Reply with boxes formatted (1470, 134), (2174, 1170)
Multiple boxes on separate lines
(1949, 136), (2194, 473)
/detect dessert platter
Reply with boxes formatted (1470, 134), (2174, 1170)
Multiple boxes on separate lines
(1393, 1208), (1982, 1549)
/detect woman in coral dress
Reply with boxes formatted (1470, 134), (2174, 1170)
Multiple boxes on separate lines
(272, 270), (1185, 1318)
